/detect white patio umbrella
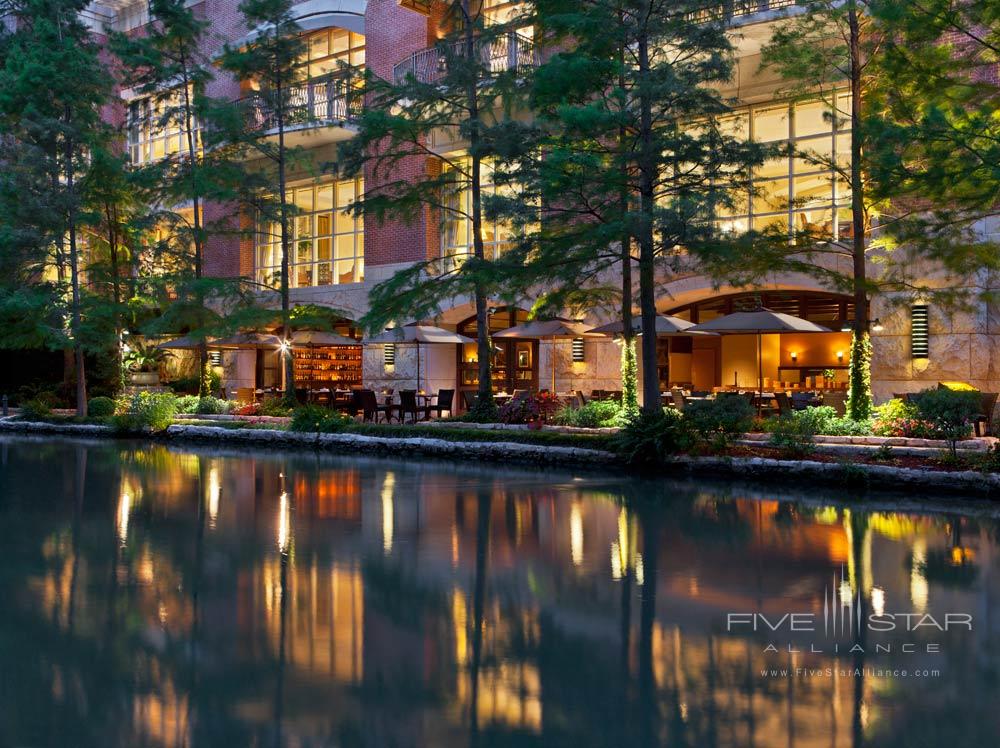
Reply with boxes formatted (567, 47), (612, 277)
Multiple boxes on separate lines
(493, 319), (600, 392)
(687, 308), (830, 411)
(212, 332), (284, 349)
(365, 324), (474, 393)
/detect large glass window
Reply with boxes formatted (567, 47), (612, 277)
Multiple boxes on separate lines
(256, 178), (364, 288)
(299, 28), (365, 79)
(126, 90), (200, 165)
(714, 94), (851, 241)
(441, 159), (517, 266)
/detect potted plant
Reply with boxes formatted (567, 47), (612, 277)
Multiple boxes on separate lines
(125, 341), (169, 386)
(823, 369), (836, 388)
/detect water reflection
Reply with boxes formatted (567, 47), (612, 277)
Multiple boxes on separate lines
(0, 435), (998, 748)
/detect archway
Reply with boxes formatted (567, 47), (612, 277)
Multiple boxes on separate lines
(456, 307), (539, 397)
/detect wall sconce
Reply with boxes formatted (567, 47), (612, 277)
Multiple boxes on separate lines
(790, 351), (798, 363)
(841, 321), (853, 333)
(208, 351), (222, 367)
(871, 318), (884, 332)
(911, 304), (929, 358)
(836, 351), (844, 363)
(572, 338), (585, 362)
(383, 343), (396, 368)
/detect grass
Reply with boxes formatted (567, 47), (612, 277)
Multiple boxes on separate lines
(343, 423), (617, 451)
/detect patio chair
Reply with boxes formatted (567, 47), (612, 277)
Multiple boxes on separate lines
(461, 390), (478, 411)
(576, 390), (589, 405)
(235, 387), (256, 403)
(774, 391), (793, 416)
(511, 389), (529, 402)
(397, 390), (423, 424)
(591, 389), (606, 401)
(359, 389), (393, 423)
(426, 389), (454, 419)
(823, 390), (848, 417)
(791, 392), (813, 411)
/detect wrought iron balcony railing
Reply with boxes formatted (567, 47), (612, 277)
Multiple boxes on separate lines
(242, 74), (362, 132)
(392, 31), (537, 86)
(689, 0), (797, 23)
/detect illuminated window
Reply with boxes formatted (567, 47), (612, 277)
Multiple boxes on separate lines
(714, 93), (851, 241)
(256, 178), (364, 288)
(441, 158), (521, 267)
(299, 28), (365, 79)
(126, 89), (200, 165)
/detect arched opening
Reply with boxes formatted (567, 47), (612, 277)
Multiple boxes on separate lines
(660, 291), (854, 391)
(456, 307), (538, 396)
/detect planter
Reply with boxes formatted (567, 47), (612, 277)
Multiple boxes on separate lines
(130, 371), (160, 386)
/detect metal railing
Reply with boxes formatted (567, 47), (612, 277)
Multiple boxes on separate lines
(392, 31), (537, 86)
(689, 0), (797, 23)
(242, 74), (362, 132)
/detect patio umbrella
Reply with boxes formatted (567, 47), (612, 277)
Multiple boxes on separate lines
(365, 324), (475, 393)
(156, 334), (217, 350)
(493, 319), (599, 392)
(588, 314), (710, 336)
(687, 308), (830, 411)
(212, 332), (283, 349)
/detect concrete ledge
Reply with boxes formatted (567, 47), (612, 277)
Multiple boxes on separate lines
(741, 432), (992, 452)
(0, 418), (114, 435)
(163, 424), (620, 467)
(422, 420), (620, 435)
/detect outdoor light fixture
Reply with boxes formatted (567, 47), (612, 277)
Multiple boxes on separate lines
(790, 351), (798, 362)
(872, 318), (884, 332)
(278, 339), (290, 354)
(572, 337), (585, 362)
(911, 305), (929, 358)
(208, 351), (222, 367)
(837, 351), (844, 363)
(841, 321), (853, 332)
(384, 343), (396, 368)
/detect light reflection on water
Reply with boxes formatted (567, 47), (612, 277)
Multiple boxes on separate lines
(0, 435), (998, 748)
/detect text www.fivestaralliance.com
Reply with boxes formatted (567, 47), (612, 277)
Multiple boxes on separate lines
(761, 667), (940, 679)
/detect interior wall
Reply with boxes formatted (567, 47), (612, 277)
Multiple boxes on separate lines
(720, 334), (780, 389)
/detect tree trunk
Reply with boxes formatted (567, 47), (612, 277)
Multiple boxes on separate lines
(275, 72), (295, 404)
(464, 3), (494, 415)
(847, 2), (872, 420)
(618, 17), (639, 418)
(181, 68), (212, 399)
(65, 125), (87, 417)
(635, 9), (660, 415)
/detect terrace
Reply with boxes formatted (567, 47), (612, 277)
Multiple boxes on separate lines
(392, 30), (537, 86)
(242, 73), (361, 143)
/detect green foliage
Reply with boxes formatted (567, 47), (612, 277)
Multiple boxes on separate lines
(19, 399), (52, 421)
(768, 416), (817, 459)
(112, 392), (177, 432)
(194, 396), (230, 415)
(258, 398), (293, 417)
(620, 339), (640, 420)
(87, 396), (115, 418)
(289, 405), (354, 433)
(684, 393), (755, 449)
(913, 387), (980, 455)
(553, 400), (621, 428)
(847, 332), (872, 420)
(611, 410), (689, 467)
(174, 395), (201, 414)
(345, 423), (615, 452)
(124, 341), (169, 372)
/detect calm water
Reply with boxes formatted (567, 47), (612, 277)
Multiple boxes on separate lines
(0, 436), (998, 748)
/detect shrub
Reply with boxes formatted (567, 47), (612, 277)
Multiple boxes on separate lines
(258, 398), (293, 417)
(289, 405), (353, 433)
(232, 402), (261, 416)
(871, 398), (938, 439)
(684, 393), (755, 449)
(553, 400), (620, 428)
(913, 387), (981, 456)
(175, 395), (201, 414)
(498, 392), (561, 425)
(87, 396), (115, 418)
(112, 392), (177, 432)
(768, 416), (817, 458)
(612, 409), (689, 467)
(194, 396), (230, 415)
(19, 398), (52, 421)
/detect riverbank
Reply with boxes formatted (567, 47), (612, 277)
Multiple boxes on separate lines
(2, 416), (997, 497)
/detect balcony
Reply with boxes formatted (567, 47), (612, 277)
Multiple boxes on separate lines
(690, 0), (797, 24)
(392, 31), (537, 86)
(242, 74), (361, 145)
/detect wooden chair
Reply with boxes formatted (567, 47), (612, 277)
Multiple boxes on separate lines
(359, 389), (393, 423)
(426, 389), (454, 419)
(671, 389), (686, 412)
(774, 391), (793, 416)
(461, 390), (478, 412)
(823, 390), (848, 417)
(397, 390), (422, 424)
(976, 392), (999, 437)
